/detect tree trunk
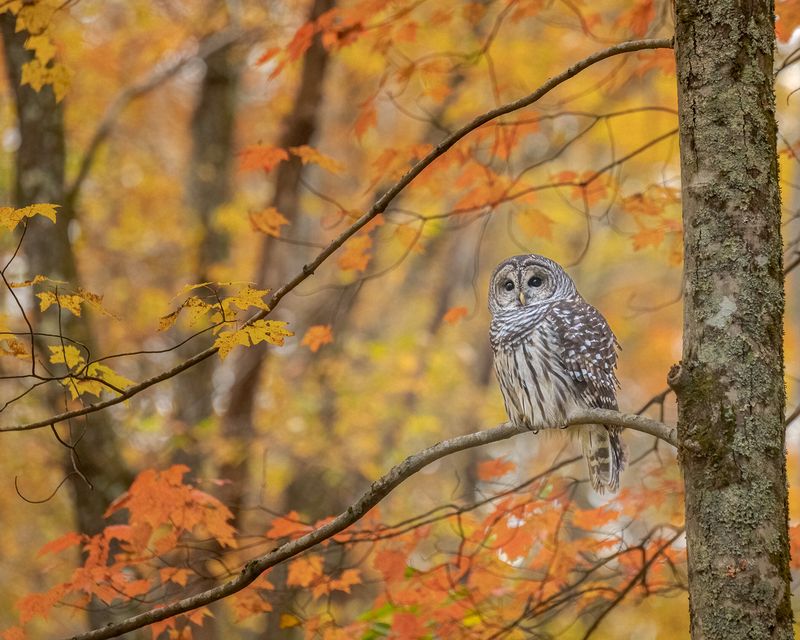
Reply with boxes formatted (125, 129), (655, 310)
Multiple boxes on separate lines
(1, 12), (134, 633)
(673, 2), (793, 639)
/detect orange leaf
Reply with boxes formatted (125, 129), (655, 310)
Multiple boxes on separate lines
(289, 145), (344, 174)
(266, 511), (311, 539)
(239, 145), (289, 172)
(37, 531), (84, 557)
(477, 457), (516, 480)
(393, 612), (427, 639)
(250, 207), (289, 237)
(256, 47), (281, 65)
(373, 548), (407, 581)
(355, 100), (377, 140)
(442, 306), (468, 326)
(632, 226), (665, 251)
(302, 325), (334, 352)
(337, 235), (372, 272)
(287, 554), (324, 588)
(777, 0), (800, 40)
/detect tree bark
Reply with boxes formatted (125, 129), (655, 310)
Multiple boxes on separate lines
(673, 2), (793, 638)
(1, 12), (134, 633)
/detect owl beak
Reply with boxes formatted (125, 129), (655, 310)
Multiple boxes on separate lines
(518, 291), (526, 305)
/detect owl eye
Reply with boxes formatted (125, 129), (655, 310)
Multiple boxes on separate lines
(528, 276), (543, 287)
(503, 280), (515, 292)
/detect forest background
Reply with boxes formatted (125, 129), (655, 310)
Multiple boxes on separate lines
(0, 0), (798, 638)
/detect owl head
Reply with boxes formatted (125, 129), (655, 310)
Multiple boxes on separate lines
(488, 254), (577, 315)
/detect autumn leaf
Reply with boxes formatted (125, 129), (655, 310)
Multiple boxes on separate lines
(442, 306), (468, 326)
(289, 145), (345, 174)
(239, 145), (289, 172)
(287, 554), (324, 588)
(632, 226), (665, 251)
(214, 320), (293, 360)
(354, 99), (377, 140)
(337, 235), (372, 272)
(478, 457), (516, 480)
(280, 613), (302, 628)
(302, 324), (334, 352)
(37, 531), (84, 557)
(250, 207), (290, 237)
(373, 548), (407, 581)
(266, 511), (312, 540)
(0, 203), (58, 230)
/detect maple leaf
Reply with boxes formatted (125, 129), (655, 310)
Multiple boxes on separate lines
(478, 457), (516, 481)
(280, 613), (301, 628)
(442, 306), (468, 326)
(393, 612), (428, 639)
(287, 554), (324, 588)
(266, 511), (312, 539)
(373, 548), (407, 581)
(0, 203), (58, 230)
(337, 235), (372, 272)
(223, 285), (271, 312)
(250, 207), (289, 237)
(214, 320), (292, 359)
(312, 568), (362, 598)
(239, 145), (289, 172)
(289, 145), (345, 174)
(37, 531), (84, 557)
(301, 324), (334, 352)
(48, 344), (84, 370)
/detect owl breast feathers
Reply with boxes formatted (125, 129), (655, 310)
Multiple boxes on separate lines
(488, 254), (625, 493)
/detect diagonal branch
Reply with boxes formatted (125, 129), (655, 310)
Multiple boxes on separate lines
(65, 27), (251, 205)
(3, 37), (673, 434)
(66, 408), (674, 640)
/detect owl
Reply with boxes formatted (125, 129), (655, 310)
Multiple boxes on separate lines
(488, 254), (625, 493)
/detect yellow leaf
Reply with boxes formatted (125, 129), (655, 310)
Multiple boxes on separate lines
(301, 325), (333, 352)
(289, 145), (345, 174)
(280, 613), (301, 629)
(224, 285), (270, 312)
(214, 320), (293, 360)
(37, 291), (82, 316)
(0, 203), (58, 230)
(250, 207), (289, 237)
(48, 345), (84, 370)
(16, 2), (57, 34)
(24, 34), (56, 64)
(9, 274), (47, 288)
(87, 363), (134, 394)
(214, 328), (251, 360)
(158, 310), (179, 331)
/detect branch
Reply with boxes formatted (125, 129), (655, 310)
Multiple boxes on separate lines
(65, 28), (250, 205)
(66, 408), (674, 640)
(3, 37), (673, 434)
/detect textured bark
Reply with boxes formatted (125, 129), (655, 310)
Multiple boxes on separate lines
(1, 13), (134, 632)
(673, 2), (792, 639)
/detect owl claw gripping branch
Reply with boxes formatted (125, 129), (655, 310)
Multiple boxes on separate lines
(488, 254), (626, 493)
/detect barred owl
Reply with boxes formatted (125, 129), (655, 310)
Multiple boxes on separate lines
(488, 254), (625, 493)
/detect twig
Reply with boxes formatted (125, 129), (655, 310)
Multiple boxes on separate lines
(65, 408), (674, 640)
(2, 37), (673, 435)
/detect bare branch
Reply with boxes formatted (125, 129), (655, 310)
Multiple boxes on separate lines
(3, 37), (673, 434)
(65, 408), (674, 640)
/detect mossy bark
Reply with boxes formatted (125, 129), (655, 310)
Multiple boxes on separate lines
(673, 1), (793, 638)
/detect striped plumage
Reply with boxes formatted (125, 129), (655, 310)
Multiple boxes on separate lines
(488, 254), (625, 493)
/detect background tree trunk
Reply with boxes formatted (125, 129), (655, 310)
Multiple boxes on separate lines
(673, 1), (793, 638)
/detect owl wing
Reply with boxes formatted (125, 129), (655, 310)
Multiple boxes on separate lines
(548, 299), (619, 410)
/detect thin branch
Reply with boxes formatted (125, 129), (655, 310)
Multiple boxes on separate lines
(66, 408), (674, 640)
(4, 37), (673, 435)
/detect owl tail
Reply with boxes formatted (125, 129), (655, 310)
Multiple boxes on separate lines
(581, 425), (626, 493)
